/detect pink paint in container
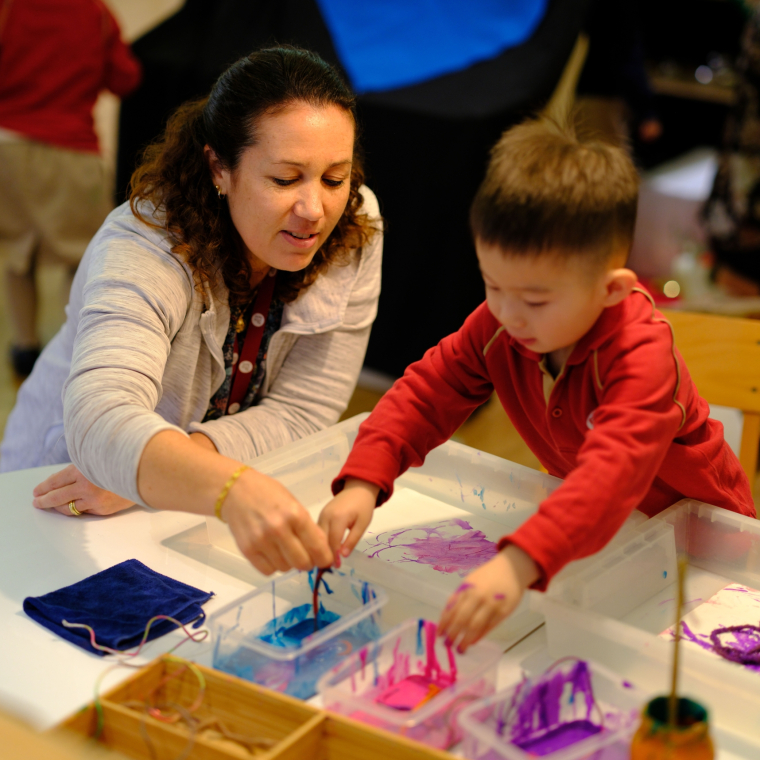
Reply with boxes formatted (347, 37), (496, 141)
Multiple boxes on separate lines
(317, 618), (501, 750)
(458, 654), (643, 760)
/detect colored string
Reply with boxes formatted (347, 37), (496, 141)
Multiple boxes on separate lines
(313, 567), (333, 633)
(62, 614), (209, 658)
(122, 656), (274, 758)
(709, 624), (760, 665)
(70, 616), (209, 739)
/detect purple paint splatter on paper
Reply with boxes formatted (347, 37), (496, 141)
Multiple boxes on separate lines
(365, 518), (497, 576)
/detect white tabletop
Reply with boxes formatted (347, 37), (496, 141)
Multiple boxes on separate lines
(2, 465), (754, 759)
(0, 465), (267, 729)
(0, 464), (541, 732)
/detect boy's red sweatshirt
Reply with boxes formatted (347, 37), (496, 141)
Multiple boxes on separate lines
(333, 288), (755, 589)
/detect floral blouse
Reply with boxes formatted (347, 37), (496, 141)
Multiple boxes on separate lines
(203, 295), (284, 421)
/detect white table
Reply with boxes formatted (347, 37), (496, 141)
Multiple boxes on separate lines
(0, 464), (541, 732)
(3, 464), (751, 759)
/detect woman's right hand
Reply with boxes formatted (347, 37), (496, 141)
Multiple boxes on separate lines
(222, 468), (333, 575)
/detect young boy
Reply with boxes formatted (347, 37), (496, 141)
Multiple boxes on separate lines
(318, 117), (756, 652)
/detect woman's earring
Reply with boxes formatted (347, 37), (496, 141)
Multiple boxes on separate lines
(215, 185), (224, 199)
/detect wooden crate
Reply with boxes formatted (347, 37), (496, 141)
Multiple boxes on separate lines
(59, 656), (456, 760)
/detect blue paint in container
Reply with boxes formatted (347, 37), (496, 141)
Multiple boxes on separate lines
(210, 569), (387, 700)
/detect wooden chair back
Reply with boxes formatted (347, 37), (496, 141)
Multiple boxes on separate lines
(662, 309), (760, 481)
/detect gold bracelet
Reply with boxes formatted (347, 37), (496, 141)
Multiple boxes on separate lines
(214, 465), (250, 523)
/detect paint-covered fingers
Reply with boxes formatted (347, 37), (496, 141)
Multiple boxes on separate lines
(438, 548), (539, 652)
(437, 585), (480, 651)
(455, 603), (505, 653)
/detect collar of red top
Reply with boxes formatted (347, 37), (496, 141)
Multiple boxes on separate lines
(500, 284), (653, 365)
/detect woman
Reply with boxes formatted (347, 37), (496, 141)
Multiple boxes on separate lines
(0, 47), (383, 576)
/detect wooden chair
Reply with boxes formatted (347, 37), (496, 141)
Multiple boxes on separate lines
(662, 309), (760, 481)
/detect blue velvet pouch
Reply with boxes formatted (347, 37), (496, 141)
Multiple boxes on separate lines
(23, 559), (213, 656)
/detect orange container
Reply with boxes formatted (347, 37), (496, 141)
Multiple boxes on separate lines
(630, 696), (714, 760)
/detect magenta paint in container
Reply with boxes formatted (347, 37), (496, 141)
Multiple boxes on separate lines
(317, 618), (501, 750)
(458, 655), (642, 760)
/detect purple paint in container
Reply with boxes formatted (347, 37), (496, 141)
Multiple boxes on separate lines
(458, 657), (642, 760)
(506, 659), (601, 755)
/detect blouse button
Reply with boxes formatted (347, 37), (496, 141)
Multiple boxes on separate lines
(228, 402), (241, 414)
(251, 313), (266, 327)
(232, 352), (238, 365)
(238, 360), (254, 374)
(552, 407), (563, 418)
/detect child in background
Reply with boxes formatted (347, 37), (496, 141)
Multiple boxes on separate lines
(318, 117), (756, 652)
(0, 0), (142, 377)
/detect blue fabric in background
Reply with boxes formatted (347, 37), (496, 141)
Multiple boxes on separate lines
(315, 0), (549, 93)
(23, 559), (213, 656)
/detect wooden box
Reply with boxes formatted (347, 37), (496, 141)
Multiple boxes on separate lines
(59, 656), (456, 760)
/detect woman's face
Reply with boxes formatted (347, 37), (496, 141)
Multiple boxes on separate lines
(208, 102), (355, 277)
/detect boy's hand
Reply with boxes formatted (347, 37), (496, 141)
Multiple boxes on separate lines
(318, 479), (380, 563)
(437, 544), (540, 653)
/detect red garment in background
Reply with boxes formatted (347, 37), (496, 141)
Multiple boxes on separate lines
(332, 288), (755, 590)
(0, 0), (142, 153)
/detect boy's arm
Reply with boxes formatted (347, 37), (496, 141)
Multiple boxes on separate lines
(504, 329), (698, 590)
(331, 303), (498, 504)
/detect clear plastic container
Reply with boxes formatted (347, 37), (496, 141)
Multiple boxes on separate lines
(317, 618), (501, 750)
(540, 500), (760, 739)
(209, 568), (387, 699)
(458, 653), (642, 760)
(206, 414), (631, 644)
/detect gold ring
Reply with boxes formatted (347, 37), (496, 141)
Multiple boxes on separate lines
(68, 501), (83, 517)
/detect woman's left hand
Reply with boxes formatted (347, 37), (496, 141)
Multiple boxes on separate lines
(32, 464), (134, 516)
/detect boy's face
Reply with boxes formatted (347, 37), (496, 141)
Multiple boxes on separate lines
(476, 240), (624, 356)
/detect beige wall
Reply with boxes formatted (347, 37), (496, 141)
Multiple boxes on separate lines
(94, 0), (185, 169)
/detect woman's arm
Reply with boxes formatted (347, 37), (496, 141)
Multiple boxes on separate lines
(32, 432), (216, 516)
(137, 430), (333, 573)
(57, 217), (332, 571)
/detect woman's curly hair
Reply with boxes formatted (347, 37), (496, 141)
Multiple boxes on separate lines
(129, 47), (379, 305)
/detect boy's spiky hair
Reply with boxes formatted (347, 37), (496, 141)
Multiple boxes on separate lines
(470, 116), (639, 262)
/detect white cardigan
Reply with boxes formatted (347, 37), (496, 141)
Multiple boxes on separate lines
(0, 188), (383, 505)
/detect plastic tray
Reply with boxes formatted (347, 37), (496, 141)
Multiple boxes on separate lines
(206, 414), (642, 643)
(540, 500), (760, 739)
(458, 653), (642, 760)
(318, 618), (501, 750)
(209, 567), (387, 699)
